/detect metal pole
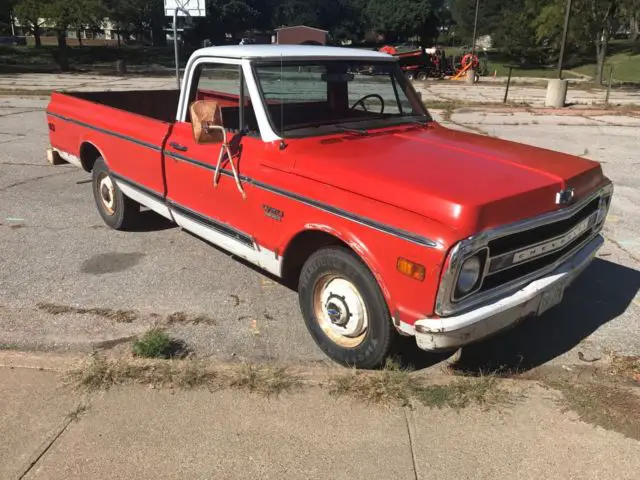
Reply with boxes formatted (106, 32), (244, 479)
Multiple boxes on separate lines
(471, 0), (479, 55)
(557, 0), (572, 79)
(605, 65), (614, 104)
(174, 9), (180, 89)
(503, 67), (513, 103)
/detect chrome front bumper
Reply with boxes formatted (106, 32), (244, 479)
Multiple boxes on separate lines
(414, 234), (604, 351)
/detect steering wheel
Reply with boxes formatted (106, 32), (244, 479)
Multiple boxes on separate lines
(350, 94), (385, 114)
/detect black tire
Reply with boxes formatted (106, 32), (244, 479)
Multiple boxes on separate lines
(91, 157), (140, 230)
(298, 247), (397, 369)
(404, 70), (415, 81)
(417, 71), (428, 81)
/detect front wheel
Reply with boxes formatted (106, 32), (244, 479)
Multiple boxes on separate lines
(298, 247), (396, 369)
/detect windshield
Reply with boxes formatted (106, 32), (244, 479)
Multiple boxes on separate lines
(253, 60), (430, 137)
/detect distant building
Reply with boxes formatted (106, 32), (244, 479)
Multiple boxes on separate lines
(275, 25), (328, 45)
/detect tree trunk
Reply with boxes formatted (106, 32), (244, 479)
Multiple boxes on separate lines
(56, 30), (70, 72)
(77, 30), (83, 47)
(595, 37), (608, 85)
(116, 29), (121, 48)
(34, 25), (41, 47)
(151, 22), (166, 46)
(631, 13), (639, 41)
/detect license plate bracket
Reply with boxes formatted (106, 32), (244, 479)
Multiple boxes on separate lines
(538, 284), (565, 316)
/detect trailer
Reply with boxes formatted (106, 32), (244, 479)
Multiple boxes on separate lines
(378, 45), (445, 80)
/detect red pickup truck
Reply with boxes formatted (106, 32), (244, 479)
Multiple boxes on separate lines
(46, 45), (612, 368)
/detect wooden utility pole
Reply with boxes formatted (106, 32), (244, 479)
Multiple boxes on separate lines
(557, 0), (572, 79)
(471, 0), (480, 55)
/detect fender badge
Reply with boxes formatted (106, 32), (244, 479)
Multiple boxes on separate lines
(556, 188), (575, 205)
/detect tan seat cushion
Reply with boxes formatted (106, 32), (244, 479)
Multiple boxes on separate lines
(190, 100), (225, 143)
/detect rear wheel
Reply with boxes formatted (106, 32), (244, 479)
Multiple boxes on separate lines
(92, 157), (140, 230)
(404, 70), (416, 81)
(417, 71), (428, 81)
(298, 247), (396, 369)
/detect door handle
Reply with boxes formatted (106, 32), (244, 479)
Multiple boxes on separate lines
(169, 142), (188, 152)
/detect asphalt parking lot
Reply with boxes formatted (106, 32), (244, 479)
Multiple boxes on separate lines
(1, 95), (639, 371)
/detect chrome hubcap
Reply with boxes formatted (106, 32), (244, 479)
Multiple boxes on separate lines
(314, 276), (368, 348)
(98, 174), (116, 215)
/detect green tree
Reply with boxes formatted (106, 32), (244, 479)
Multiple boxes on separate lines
(535, 0), (625, 83)
(41, 0), (76, 70)
(1, 0), (18, 36)
(68, 0), (107, 46)
(620, 0), (639, 40)
(449, 0), (550, 56)
(103, 0), (166, 46)
(364, 0), (444, 46)
(449, 0), (503, 43)
(14, 0), (49, 46)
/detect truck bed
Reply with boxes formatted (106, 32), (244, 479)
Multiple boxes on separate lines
(66, 90), (180, 123)
(47, 89), (176, 196)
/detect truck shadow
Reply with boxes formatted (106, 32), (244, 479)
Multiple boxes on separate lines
(127, 210), (176, 232)
(409, 258), (640, 375)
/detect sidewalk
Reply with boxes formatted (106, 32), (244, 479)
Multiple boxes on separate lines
(1, 352), (639, 480)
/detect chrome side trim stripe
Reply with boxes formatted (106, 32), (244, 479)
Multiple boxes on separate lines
(111, 176), (282, 276)
(167, 200), (254, 248)
(115, 180), (173, 220)
(47, 112), (162, 151)
(164, 151), (438, 248)
(172, 212), (282, 277)
(50, 112), (438, 248)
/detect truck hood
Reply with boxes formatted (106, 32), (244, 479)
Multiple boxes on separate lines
(291, 123), (605, 237)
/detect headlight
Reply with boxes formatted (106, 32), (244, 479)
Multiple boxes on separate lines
(457, 256), (482, 294)
(596, 195), (611, 225)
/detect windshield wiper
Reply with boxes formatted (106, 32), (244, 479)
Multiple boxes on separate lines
(334, 125), (369, 136)
(405, 117), (431, 127)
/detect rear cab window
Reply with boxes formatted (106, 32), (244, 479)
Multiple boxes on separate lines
(187, 64), (257, 134)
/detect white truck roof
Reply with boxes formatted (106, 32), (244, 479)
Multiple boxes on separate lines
(193, 44), (395, 62)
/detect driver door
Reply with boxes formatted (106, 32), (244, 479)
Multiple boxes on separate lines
(164, 61), (258, 254)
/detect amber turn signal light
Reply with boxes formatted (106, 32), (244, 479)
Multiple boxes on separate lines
(397, 258), (425, 281)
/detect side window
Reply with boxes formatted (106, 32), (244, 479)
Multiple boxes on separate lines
(189, 63), (250, 132)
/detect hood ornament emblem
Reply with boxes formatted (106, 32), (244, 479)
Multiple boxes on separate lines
(556, 188), (575, 206)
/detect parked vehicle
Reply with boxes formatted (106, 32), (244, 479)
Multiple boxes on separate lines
(378, 45), (445, 80)
(46, 45), (612, 368)
(0, 36), (27, 46)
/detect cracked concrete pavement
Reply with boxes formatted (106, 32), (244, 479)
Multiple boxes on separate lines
(0, 93), (639, 372)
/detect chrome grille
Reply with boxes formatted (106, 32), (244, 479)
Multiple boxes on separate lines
(488, 197), (600, 256)
(434, 184), (613, 317)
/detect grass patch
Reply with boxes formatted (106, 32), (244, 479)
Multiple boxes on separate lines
(66, 403), (89, 422)
(329, 359), (508, 409)
(132, 329), (187, 359)
(66, 355), (301, 397)
(37, 302), (138, 323)
(66, 355), (509, 408)
(545, 377), (640, 440)
(227, 363), (300, 396)
(0, 89), (53, 97)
